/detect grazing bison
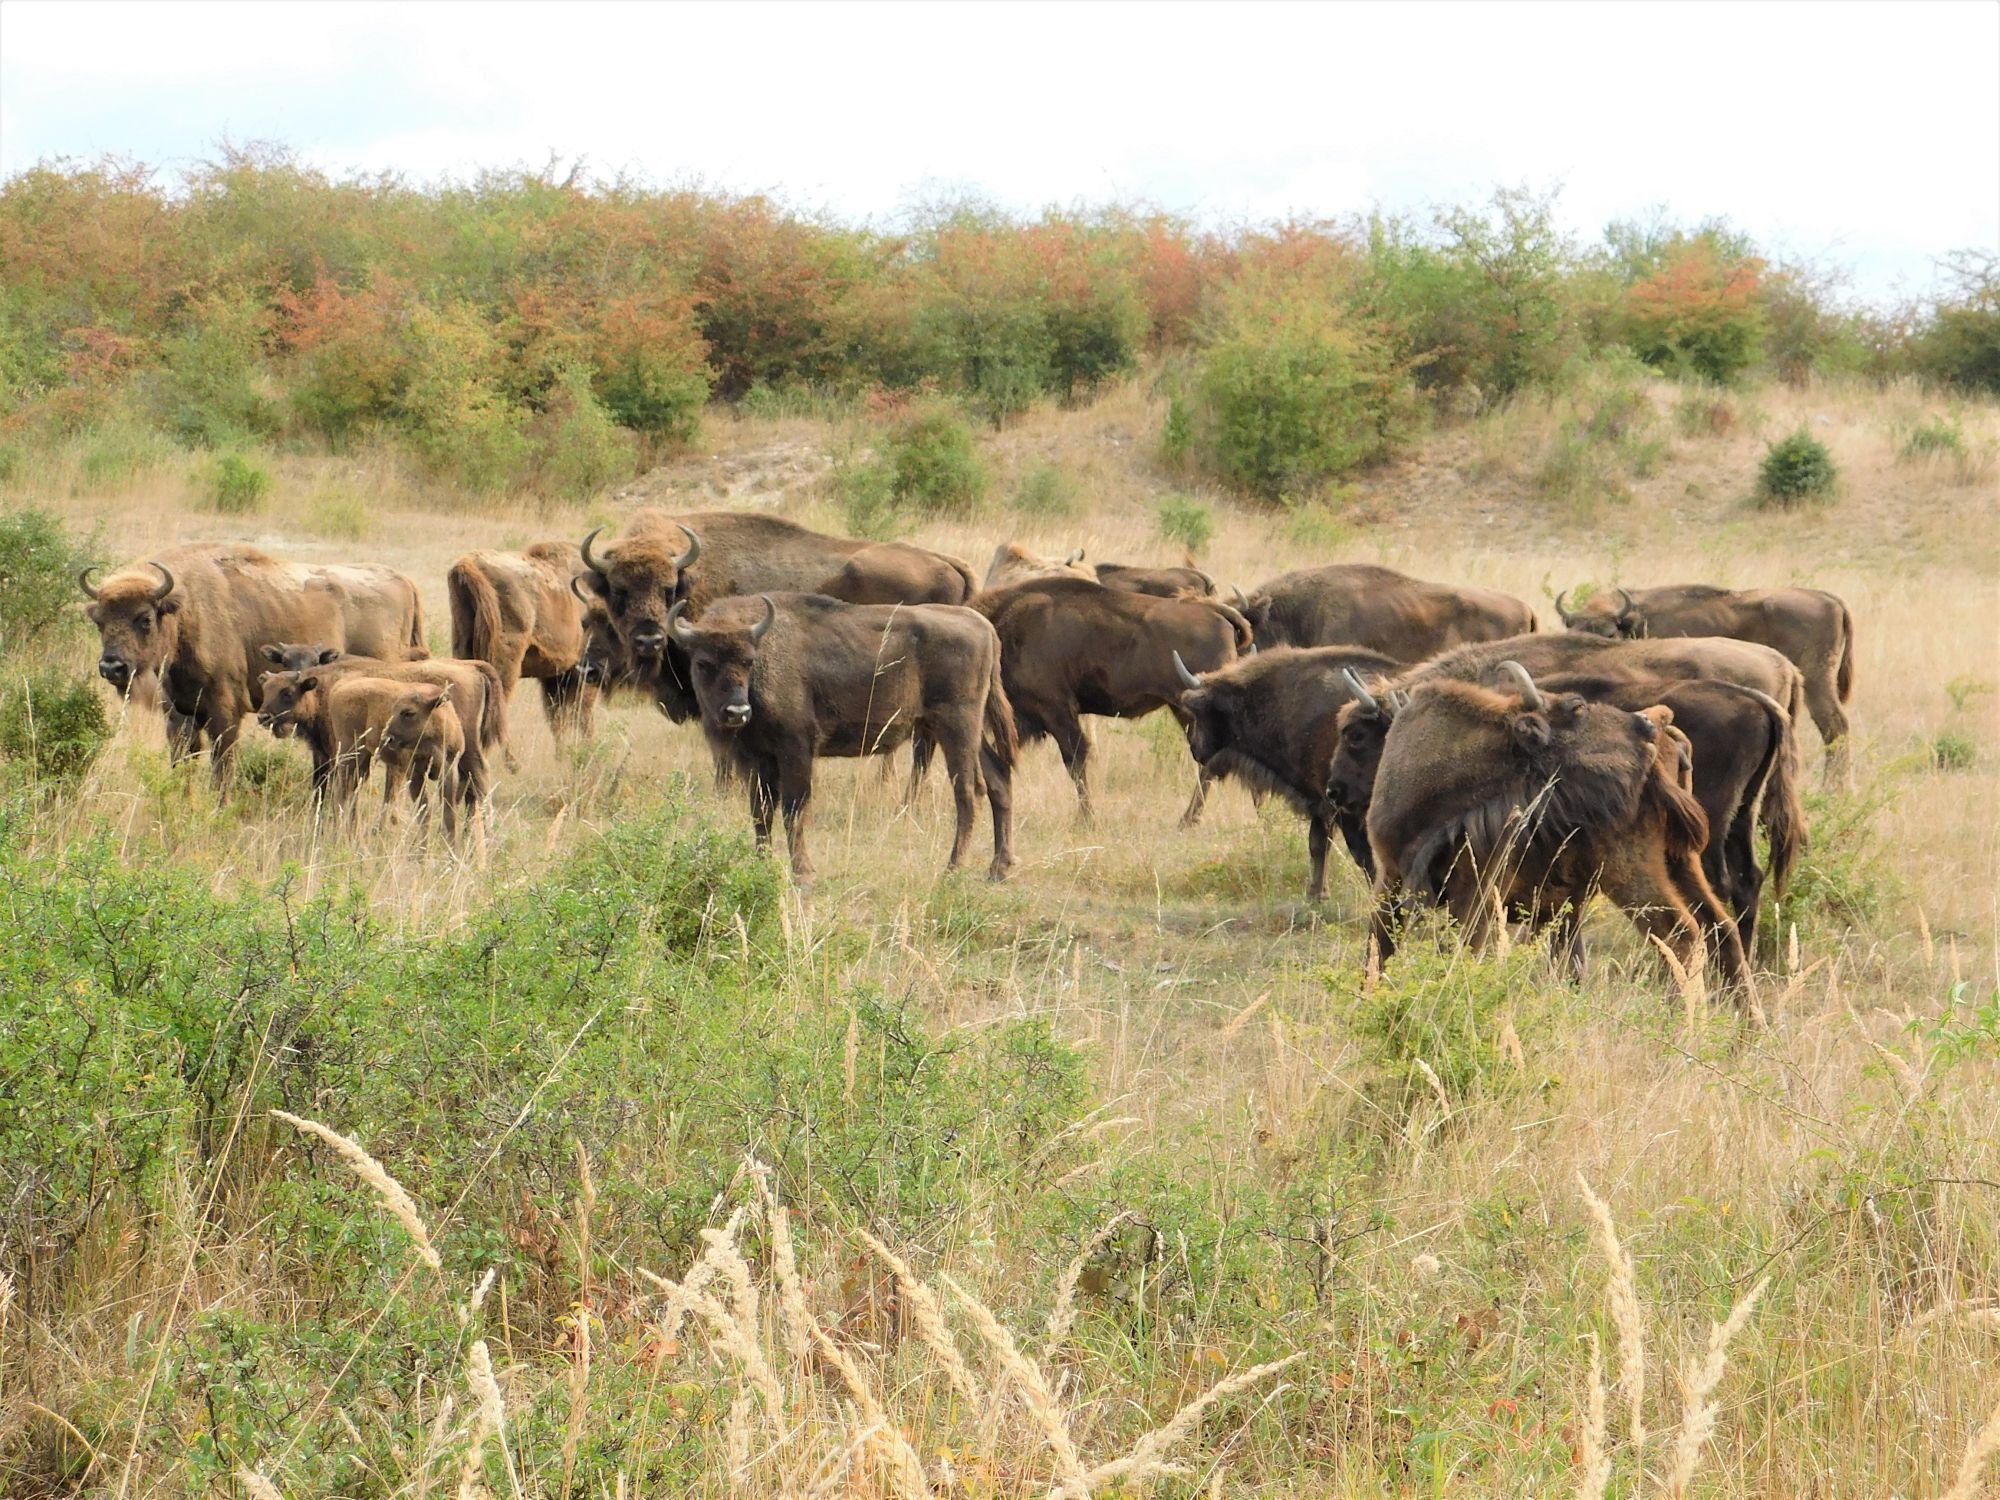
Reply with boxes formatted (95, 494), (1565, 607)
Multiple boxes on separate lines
(1365, 664), (1749, 1003)
(447, 542), (595, 738)
(665, 593), (1017, 886)
(579, 511), (977, 719)
(973, 576), (1252, 819)
(254, 650), (506, 817)
(1236, 563), (1536, 659)
(1170, 645), (1402, 899)
(81, 544), (424, 786)
(1557, 583), (1857, 783)
(983, 543), (1216, 600)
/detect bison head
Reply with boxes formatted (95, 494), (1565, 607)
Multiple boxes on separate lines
(983, 542), (1095, 590)
(578, 523), (700, 661)
(254, 669), (321, 739)
(382, 683), (454, 753)
(262, 643), (345, 673)
(666, 595), (774, 730)
(1170, 652), (1234, 765)
(572, 575), (629, 689)
(1555, 586), (1637, 639)
(1326, 669), (1403, 816)
(80, 562), (179, 697)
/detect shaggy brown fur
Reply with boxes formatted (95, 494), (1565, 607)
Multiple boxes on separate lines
(1237, 562), (1535, 659)
(447, 542), (596, 739)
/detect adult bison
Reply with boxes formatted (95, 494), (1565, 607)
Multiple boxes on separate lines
(664, 593), (1016, 887)
(1557, 583), (1856, 783)
(1235, 563), (1536, 659)
(983, 543), (1215, 600)
(973, 576), (1252, 819)
(580, 510), (977, 718)
(81, 544), (424, 786)
(984, 542), (1094, 589)
(1364, 664), (1749, 1005)
(1170, 645), (1402, 900)
(447, 542), (595, 738)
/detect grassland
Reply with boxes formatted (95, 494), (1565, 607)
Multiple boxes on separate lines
(2, 371), (1997, 1497)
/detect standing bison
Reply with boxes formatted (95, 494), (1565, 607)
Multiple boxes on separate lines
(983, 543), (1216, 600)
(1557, 583), (1857, 783)
(973, 576), (1252, 820)
(448, 542), (595, 739)
(664, 593), (1017, 886)
(81, 544), (424, 786)
(1236, 563), (1536, 659)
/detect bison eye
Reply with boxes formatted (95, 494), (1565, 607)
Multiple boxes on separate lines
(135, 614), (152, 634)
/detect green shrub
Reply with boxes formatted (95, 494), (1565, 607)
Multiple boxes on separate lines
(1282, 501), (1357, 550)
(152, 294), (281, 448)
(1012, 462), (1078, 518)
(884, 404), (987, 517)
(305, 489), (369, 540)
(1156, 493), (1214, 552)
(0, 508), (94, 656)
(0, 442), (21, 484)
(1931, 732), (1977, 771)
(0, 668), (109, 781)
(205, 451), (272, 514)
(834, 458), (903, 540)
(1907, 250), (2000, 395)
(1160, 393), (1194, 471)
(538, 366), (637, 501)
(1674, 387), (1738, 437)
(1757, 428), (1838, 508)
(1621, 235), (1767, 385)
(1899, 414), (1965, 462)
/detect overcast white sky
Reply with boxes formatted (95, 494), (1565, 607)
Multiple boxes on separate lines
(2, 0), (1995, 303)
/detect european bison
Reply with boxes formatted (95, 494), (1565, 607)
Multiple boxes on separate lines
(448, 542), (595, 739)
(1557, 583), (1857, 783)
(984, 543), (1094, 589)
(309, 678), (466, 840)
(82, 545), (424, 786)
(973, 576), (1252, 820)
(1170, 645), (1402, 899)
(579, 510), (977, 719)
(665, 592), (1017, 886)
(983, 543), (1216, 600)
(1365, 664), (1749, 1004)
(1236, 563), (1536, 659)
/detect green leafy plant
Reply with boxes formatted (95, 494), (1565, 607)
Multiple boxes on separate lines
(1756, 428), (1837, 508)
(0, 668), (109, 781)
(205, 451), (273, 514)
(0, 508), (94, 656)
(1012, 462), (1078, 518)
(1156, 493), (1214, 552)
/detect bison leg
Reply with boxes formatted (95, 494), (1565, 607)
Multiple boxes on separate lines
(1597, 856), (1722, 1006)
(1668, 855), (1752, 1005)
(1306, 814), (1330, 902)
(937, 720), (983, 873)
(203, 703), (245, 794)
(1048, 712), (1094, 822)
(541, 669), (595, 742)
(165, 706), (204, 766)
(747, 760), (780, 852)
(1801, 667), (1853, 789)
(776, 755), (817, 887)
(1335, 811), (1374, 878)
(981, 743), (1016, 881)
(1179, 766), (1216, 828)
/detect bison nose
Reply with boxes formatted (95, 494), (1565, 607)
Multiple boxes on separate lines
(720, 702), (752, 727)
(98, 657), (130, 688)
(632, 627), (665, 656)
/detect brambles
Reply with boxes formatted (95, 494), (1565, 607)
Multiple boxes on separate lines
(1757, 428), (1838, 507)
(204, 450), (273, 514)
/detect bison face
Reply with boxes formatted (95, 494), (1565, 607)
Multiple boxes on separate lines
(1555, 587), (1636, 640)
(262, 643), (344, 673)
(668, 596), (774, 731)
(255, 670), (320, 739)
(383, 685), (453, 752)
(581, 524), (698, 662)
(81, 564), (180, 695)
(1327, 699), (1395, 815)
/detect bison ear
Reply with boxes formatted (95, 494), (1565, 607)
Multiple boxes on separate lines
(318, 648), (342, 665)
(261, 644), (285, 664)
(1510, 713), (1551, 752)
(297, 673), (319, 693)
(156, 597), (180, 615)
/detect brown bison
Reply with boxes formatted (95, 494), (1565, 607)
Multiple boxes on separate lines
(254, 650), (506, 818)
(973, 576), (1252, 819)
(984, 542), (1095, 589)
(665, 592), (1018, 887)
(983, 543), (1216, 600)
(1557, 583), (1857, 783)
(1235, 563), (1536, 659)
(447, 542), (595, 738)
(579, 510), (977, 718)
(307, 677), (467, 840)
(81, 544), (424, 786)
(1170, 645), (1402, 899)
(1365, 664), (1749, 1003)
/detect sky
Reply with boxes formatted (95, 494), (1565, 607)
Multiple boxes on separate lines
(2, 0), (1995, 305)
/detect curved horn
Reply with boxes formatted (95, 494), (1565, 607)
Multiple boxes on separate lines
(571, 573), (594, 605)
(1614, 587), (1634, 617)
(1498, 659), (1545, 711)
(1341, 667), (1380, 714)
(666, 599), (698, 645)
(1389, 688), (1411, 711)
(580, 526), (611, 575)
(78, 565), (102, 600)
(1195, 570), (1215, 594)
(150, 563), (175, 603)
(1172, 650), (1203, 691)
(1554, 587), (1574, 618)
(675, 524), (701, 571)
(1232, 584), (1250, 611)
(1064, 547), (1085, 567)
(748, 596), (775, 644)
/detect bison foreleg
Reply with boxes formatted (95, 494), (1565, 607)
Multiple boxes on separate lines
(980, 743), (1016, 882)
(541, 669), (595, 743)
(776, 755), (816, 887)
(1306, 815), (1330, 902)
(1049, 713), (1093, 823)
(1179, 766), (1215, 828)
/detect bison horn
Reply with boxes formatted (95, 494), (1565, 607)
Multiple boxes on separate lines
(748, 595), (775, 644)
(1498, 659), (1545, 711)
(1195, 570), (1215, 594)
(675, 524), (701, 571)
(571, 573), (594, 605)
(1064, 547), (1085, 566)
(1172, 651), (1203, 691)
(580, 526), (611, 576)
(666, 599), (698, 645)
(1232, 584), (1250, 611)
(78, 565), (102, 600)
(1614, 587), (1634, 617)
(1341, 667), (1380, 714)
(1554, 587), (1574, 619)
(150, 563), (175, 603)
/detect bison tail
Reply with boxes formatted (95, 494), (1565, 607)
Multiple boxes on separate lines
(447, 558), (503, 666)
(470, 659), (511, 758)
(981, 658), (1019, 774)
(1750, 689), (1807, 900)
(1217, 602), (1255, 654)
(945, 553), (978, 604)
(1835, 595), (1856, 705)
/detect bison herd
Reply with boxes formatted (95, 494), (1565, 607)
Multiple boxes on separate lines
(81, 508), (1859, 1009)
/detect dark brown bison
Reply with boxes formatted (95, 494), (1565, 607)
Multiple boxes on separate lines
(973, 576), (1252, 820)
(982, 543), (1215, 600)
(1557, 583), (1856, 783)
(579, 510), (977, 719)
(254, 650), (506, 818)
(448, 542), (595, 738)
(1235, 563), (1536, 659)
(1365, 664), (1749, 1003)
(81, 544), (424, 786)
(1170, 645), (1402, 900)
(665, 592), (1017, 887)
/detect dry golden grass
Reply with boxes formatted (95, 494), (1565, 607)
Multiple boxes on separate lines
(3, 370), (1998, 1494)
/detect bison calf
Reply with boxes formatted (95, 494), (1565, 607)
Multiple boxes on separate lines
(666, 592), (1017, 887)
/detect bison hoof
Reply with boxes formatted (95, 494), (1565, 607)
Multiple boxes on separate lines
(987, 859), (1014, 883)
